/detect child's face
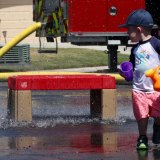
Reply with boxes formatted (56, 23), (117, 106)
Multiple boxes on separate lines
(127, 26), (141, 42)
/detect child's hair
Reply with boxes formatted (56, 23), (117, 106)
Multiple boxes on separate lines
(141, 26), (152, 33)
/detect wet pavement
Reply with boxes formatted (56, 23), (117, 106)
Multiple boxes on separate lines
(0, 82), (159, 160)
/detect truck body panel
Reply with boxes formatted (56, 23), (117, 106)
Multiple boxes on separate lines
(68, 0), (145, 33)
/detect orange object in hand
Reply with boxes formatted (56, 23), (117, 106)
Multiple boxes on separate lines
(145, 66), (160, 91)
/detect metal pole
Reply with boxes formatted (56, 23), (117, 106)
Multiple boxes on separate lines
(107, 45), (118, 72)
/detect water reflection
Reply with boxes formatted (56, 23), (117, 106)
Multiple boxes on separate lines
(136, 148), (160, 160)
(0, 124), (135, 159)
(153, 149), (160, 160)
(137, 150), (148, 160)
(7, 125), (118, 152)
(0, 123), (157, 160)
(9, 137), (32, 149)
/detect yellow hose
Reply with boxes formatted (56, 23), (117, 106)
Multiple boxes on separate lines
(0, 71), (125, 82)
(0, 22), (42, 58)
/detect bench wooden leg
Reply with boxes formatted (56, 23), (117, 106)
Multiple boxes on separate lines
(7, 89), (32, 121)
(101, 89), (117, 119)
(90, 89), (101, 118)
(90, 89), (116, 120)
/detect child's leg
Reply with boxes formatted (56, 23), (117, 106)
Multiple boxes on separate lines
(149, 91), (160, 144)
(137, 118), (148, 136)
(136, 118), (148, 150)
(154, 117), (160, 125)
(132, 91), (149, 136)
(132, 91), (149, 149)
(153, 117), (160, 144)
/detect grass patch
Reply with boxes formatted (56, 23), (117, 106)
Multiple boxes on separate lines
(0, 48), (129, 72)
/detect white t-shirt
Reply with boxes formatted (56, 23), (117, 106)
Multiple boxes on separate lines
(130, 37), (160, 92)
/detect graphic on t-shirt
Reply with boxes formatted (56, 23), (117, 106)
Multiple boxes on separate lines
(136, 50), (150, 65)
(136, 50), (151, 72)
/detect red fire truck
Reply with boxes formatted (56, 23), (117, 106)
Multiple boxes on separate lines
(33, 0), (160, 71)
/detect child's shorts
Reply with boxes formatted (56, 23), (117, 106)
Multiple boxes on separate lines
(132, 90), (160, 121)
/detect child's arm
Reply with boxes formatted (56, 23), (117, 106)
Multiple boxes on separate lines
(129, 47), (135, 71)
(150, 36), (160, 55)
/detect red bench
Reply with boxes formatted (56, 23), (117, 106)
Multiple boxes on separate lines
(7, 74), (116, 121)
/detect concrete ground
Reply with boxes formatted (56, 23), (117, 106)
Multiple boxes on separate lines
(48, 66), (110, 73)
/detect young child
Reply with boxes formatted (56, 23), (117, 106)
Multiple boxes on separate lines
(119, 9), (160, 150)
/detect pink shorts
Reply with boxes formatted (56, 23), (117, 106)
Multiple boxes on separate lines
(132, 90), (160, 121)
